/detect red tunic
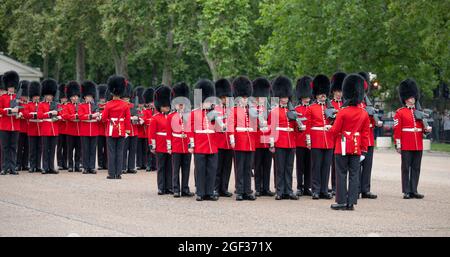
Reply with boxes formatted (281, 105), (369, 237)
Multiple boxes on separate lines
(188, 108), (218, 154)
(214, 104), (234, 150)
(57, 103), (68, 135)
(167, 111), (190, 154)
(61, 103), (81, 136)
(78, 103), (99, 137)
(393, 107), (426, 151)
(149, 112), (169, 153)
(101, 99), (131, 138)
(232, 106), (256, 152)
(269, 106), (297, 149)
(0, 94), (21, 131)
(37, 102), (59, 137)
(305, 103), (334, 149)
(254, 105), (270, 149)
(97, 103), (107, 136)
(295, 104), (309, 148)
(22, 101), (42, 137)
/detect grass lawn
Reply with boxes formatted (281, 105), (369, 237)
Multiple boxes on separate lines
(431, 143), (450, 153)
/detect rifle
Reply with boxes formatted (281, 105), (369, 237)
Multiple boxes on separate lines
(324, 99), (338, 120)
(287, 101), (307, 131)
(364, 94), (382, 124)
(48, 89), (62, 121)
(206, 104), (227, 132)
(130, 97), (142, 124)
(414, 101), (431, 132)
(8, 88), (24, 117)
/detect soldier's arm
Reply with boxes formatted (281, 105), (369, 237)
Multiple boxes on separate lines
(393, 110), (402, 150)
(124, 106), (131, 134)
(361, 112), (371, 153)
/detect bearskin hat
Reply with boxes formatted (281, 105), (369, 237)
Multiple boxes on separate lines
(358, 71), (370, 92)
(19, 80), (30, 97)
(215, 78), (232, 98)
(252, 77), (271, 98)
(342, 74), (365, 106)
(2, 70), (20, 89)
(399, 78), (419, 104)
(97, 84), (108, 99)
(81, 80), (97, 99)
(133, 86), (145, 104)
(41, 79), (58, 97)
(172, 82), (190, 99)
(272, 75), (293, 98)
(194, 79), (215, 102)
(154, 85), (172, 112)
(58, 83), (67, 99)
(312, 74), (330, 97)
(28, 81), (41, 98)
(143, 87), (154, 104)
(107, 75), (127, 97)
(232, 76), (252, 97)
(66, 81), (81, 98)
(331, 72), (347, 93)
(295, 76), (313, 100)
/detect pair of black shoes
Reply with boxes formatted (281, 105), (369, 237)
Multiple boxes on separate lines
(82, 169), (97, 174)
(68, 168), (81, 173)
(16, 166), (29, 171)
(157, 189), (174, 195)
(196, 195), (218, 201)
(236, 194), (256, 201)
(312, 192), (333, 200)
(275, 194), (298, 200)
(330, 203), (354, 211)
(126, 169), (137, 174)
(1, 170), (18, 175)
(256, 191), (276, 197)
(174, 191), (195, 198)
(29, 168), (43, 173)
(106, 175), (122, 179)
(217, 191), (233, 197)
(42, 169), (59, 174)
(361, 192), (378, 199)
(403, 193), (424, 199)
(58, 166), (68, 171)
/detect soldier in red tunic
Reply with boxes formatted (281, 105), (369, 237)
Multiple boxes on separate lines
(328, 74), (370, 210)
(56, 83), (69, 171)
(96, 84), (108, 170)
(121, 84), (139, 174)
(394, 79), (431, 199)
(16, 80), (30, 172)
(22, 81), (42, 173)
(142, 87), (156, 172)
(134, 86), (147, 171)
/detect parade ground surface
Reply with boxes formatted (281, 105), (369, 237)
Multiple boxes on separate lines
(1, 149), (449, 237)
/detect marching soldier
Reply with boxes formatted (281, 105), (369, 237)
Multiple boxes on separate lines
(62, 81), (82, 172)
(0, 71), (22, 175)
(134, 86), (147, 171)
(142, 87), (156, 172)
(214, 78), (234, 198)
(294, 76), (313, 196)
(79, 81), (100, 174)
(97, 84), (108, 170)
(121, 84), (138, 174)
(38, 79), (60, 174)
(328, 74), (370, 211)
(16, 80), (30, 172)
(101, 75), (131, 179)
(167, 82), (194, 198)
(0, 75), (3, 171)
(269, 76), (298, 200)
(252, 77), (275, 197)
(22, 81), (42, 173)
(305, 74), (334, 200)
(394, 79), (431, 199)
(149, 86), (173, 194)
(189, 79), (219, 201)
(57, 83), (69, 171)
(232, 76), (257, 201)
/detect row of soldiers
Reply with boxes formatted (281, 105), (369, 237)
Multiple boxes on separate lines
(0, 70), (430, 210)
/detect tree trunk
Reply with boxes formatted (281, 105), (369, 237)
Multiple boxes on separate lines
(76, 41), (86, 82)
(42, 53), (49, 79)
(112, 45), (129, 80)
(152, 62), (158, 87)
(162, 16), (174, 86)
(53, 52), (62, 82)
(201, 40), (219, 81)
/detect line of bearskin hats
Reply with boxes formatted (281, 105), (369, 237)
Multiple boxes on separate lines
(252, 77), (271, 98)
(133, 86), (145, 104)
(312, 74), (330, 97)
(342, 74), (365, 106)
(399, 78), (419, 105)
(2, 71), (19, 90)
(232, 76), (253, 97)
(41, 79), (58, 97)
(58, 83), (67, 99)
(215, 78), (232, 98)
(195, 79), (215, 102)
(107, 75), (127, 97)
(81, 80), (97, 99)
(98, 84), (108, 99)
(295, 76), (313, 100)
(330, 72), (347, 93)
(143, 87), (154, 104)
(28, 81), (41, 98)
(66, 81), (81, 98)
(272, 75), (293, 98)
(358, 71), (370, 92)
(154, 85), (172, 112)
(19, 80), (30, 97)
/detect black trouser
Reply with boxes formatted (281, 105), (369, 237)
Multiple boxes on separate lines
(234, 151), (254, 195)
(172, 153), (192, 193)
(136, 138), (147, 169)
(107, 137), (125, 177)
(0, 131), (19, 171)
(67, 135), (81, 170)
(296, 147), (311, 191)
(57, 134), (68, 168)
(311, 148), (333, 194)
(148, 150), (157, 170)
(97, 136), (107, 169)
(401, 150), (423, 194)
(123, 136), (137, 171)
(335, 154), (360, 205)
(254, 148), (272, 193)
(215, 149), (233, 194)
(194, 153), (218, 197)
(274, 148), (295, 196)
(81, 136), (97, 171)
(16, 132), (29, 169)
(156, 152), (172, 192)
(331, 156), (336, 191)
(42, 136), (57, 171)
(29, 136), (42, 170)
(360, 146), (374, 194)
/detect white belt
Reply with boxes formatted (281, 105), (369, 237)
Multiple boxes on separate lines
(311, 127), (326, 131)
(172, 133), (187, 138)
(29, 119), (43, 123)
(195, 129), (215, 134)
(369, 124), (373, 128)
(110, 118), (124, 122)
(276, 127), (294, 132)
(402, 128), (422, 132)
(236, 127), (254, 132)
(82, 120), (97, 123)
(42, 119), (56, 122)
(344, 132), (360, 136)
(156, 132), (167, 136)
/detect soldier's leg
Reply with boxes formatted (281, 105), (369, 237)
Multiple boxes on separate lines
(0, 131), (8, 171)
(243, 152), (253, 195)
(296, 147), (304, 191)
(16, 133), (24, 169)
(331, 157), (336, 192)
(128, 136), (137, 171)
(234, 151), (245, 195)
(136, 138), (143, 168)
(411, 151), (423, 194)
(205, 153), (218, 197)
(89, 137), (97, 170)
(334, 155), (348, 204)
(97, 136), (104, 168)
(74, 137), (81, 170)
(36, 137), (42, 171)
(360, 146), (374, 194)
(28, 136), (36, 170)
(172, 153), (182, 194)
(9, 131), (19, 171)
(106, 137), (116, 177)
(48, 136), (58, 171)
(348, 155), (360, 206)
(194, 154), (206, 197)
(80, 137), (89, 171)
(274, 148), (286, 196)
(254, 148), (263, 193)
(57, 134), (64, 168)
(215, 149), (225, 193)
(42, 137), (50, 171)
(221, 149), (233, 194)
(304, 148), (312, 190)
(115, 138), (125, 177)
(285, 148), (295, 196)
(156, 153), (166, 192)
(165, 153), (173, 192)
(401, 151), (412, 194)
(320, 149), (333, 194)
(262, 148), (272, 193)
(122, 137), (129, 171)
(310, 148), (322, 195)
(181, 154), (192, 193)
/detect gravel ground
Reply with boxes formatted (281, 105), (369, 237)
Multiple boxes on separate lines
(0, 149), (449, 237)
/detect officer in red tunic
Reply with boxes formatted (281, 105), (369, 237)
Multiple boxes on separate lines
(79, 81), (100, 174)
(394, 79), (431, 199)
(121, 84), (139, 174)
(0, 71), (22, 175)
(142, 87), (156, 172)
(213, 78), (234, 198)
(61, 81), (82, 172)
(57, 83), (69, 171)
(149, 86), (173, 194)
(252, 77), (275, 197)
(16, 80), (30, 172)
(96, 84), (108, 170)
(189, 79), (219, 201)
(38, 79), (60, 174)
(268, 76), (298, 200)
(328, 74), (370, 210)
(22, 81), (43, 173)
(329, 72), (346, 196)
(134, 86), (147, 171)
(167, 82), (194, 198)
(305, 74), (334, 200)
(101, 75), (131, 179)
(294, 76), (313, 196)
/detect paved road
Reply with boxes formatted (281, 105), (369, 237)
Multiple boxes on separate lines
(1, 149), (449, 237)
